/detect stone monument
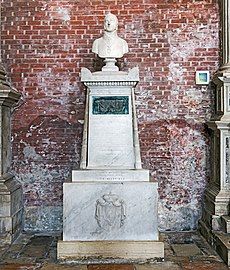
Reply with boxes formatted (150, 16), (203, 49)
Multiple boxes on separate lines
(199, 0), (230, 266)
(57, 13), (164, 260)
(0, 64), (23, 244)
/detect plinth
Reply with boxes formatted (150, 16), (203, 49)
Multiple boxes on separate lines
(57, 67), (164, 260)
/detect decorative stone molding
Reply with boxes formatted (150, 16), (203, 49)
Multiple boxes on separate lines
(0, 65), (21, 106)
(83, 81), (137, 87)
(80, 67), (139, 83)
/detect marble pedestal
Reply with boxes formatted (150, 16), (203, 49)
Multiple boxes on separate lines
(58, 179), (164, 260)
(58, 68), (164, 260)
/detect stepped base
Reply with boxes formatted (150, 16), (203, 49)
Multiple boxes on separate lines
(199, 219), (230, 266)
(215, 232), (230, 266)
(0, 174), (23, 244)
(221, 216), (230, 234)
(72, 169), (150, 182)
(57, 240), (164, 260)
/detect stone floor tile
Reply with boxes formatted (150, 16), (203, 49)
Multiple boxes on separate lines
(0, 246), (8, 258)
(87, 264), (135, 270)
(20, 245), (50, 258)
(171, 244), (201, 257)
(14, 233), (33, 244)
(45, 249), (57, 262)
(134, 262), (182, 269)
(2, 250), (22, 259)
(0, 263), (42, 269)
(165, 255), (190, 263)
(40, 264), (88, 270)
(181, 262), (229, 270)
(191, 254), (225, 263)
(7, 244), (26, 252)
(164, 247), (174, 257)
(29, 236), (54, 246)
(2, 257), (37, 264)
(0, 232), (229, 269)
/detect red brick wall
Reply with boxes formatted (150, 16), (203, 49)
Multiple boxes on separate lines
(1, 0), (219, 231)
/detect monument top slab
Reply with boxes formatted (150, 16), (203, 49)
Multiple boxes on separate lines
(81, 67), (139, 83)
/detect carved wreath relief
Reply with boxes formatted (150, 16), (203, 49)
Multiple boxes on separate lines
(94, 193), (126, 233)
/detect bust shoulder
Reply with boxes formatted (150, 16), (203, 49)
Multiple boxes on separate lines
(92, 37), (103, 54)
(92, 35), (128, 58)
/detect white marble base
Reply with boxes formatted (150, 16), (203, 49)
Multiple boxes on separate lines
(72, 169), (149, 182)
(58, 240), (164, 260)
(63, 182), (159, 241)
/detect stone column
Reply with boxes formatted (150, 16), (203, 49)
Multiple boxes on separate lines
(0, 64), (23, 244)
(199, 0), (230, 266)
(219, 0), (230, 73)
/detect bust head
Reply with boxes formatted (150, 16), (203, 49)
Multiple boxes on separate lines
(92, 12), (128, 65)
(104, 13), (118, 33)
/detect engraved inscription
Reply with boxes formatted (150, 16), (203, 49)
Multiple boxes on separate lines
(94, 193), (126, 233)
(99, 176), (125, 181)
(92, 96), (129, 114)
(95, 171), (125, 181)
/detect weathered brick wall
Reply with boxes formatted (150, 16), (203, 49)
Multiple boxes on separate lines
(1, 0), (219, 231)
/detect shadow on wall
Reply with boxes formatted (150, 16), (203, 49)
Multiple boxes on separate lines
(139, 119), (210, 231)
(11, 115), (83, 232)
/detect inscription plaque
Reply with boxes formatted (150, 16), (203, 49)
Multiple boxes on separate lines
(92, 96), (129, 115)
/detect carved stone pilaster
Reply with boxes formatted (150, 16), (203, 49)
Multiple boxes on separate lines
(199, 105), (230, 266)
(219, 0), (230, 74)
(200, 2), (230, 265)
(0, 63), (23, 244)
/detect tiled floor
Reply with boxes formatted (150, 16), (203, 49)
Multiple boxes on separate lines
(0, 231), (228, 269)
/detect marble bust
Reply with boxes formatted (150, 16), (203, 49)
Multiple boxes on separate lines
(92, 13), (128, 59)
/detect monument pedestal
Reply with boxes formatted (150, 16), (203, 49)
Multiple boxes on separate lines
(0, 174), (23, 244)
(58, 68), (164, 260)
(58, 181), (163, 260)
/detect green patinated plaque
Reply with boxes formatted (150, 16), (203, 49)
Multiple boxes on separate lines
(92, 96), (129, 115)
